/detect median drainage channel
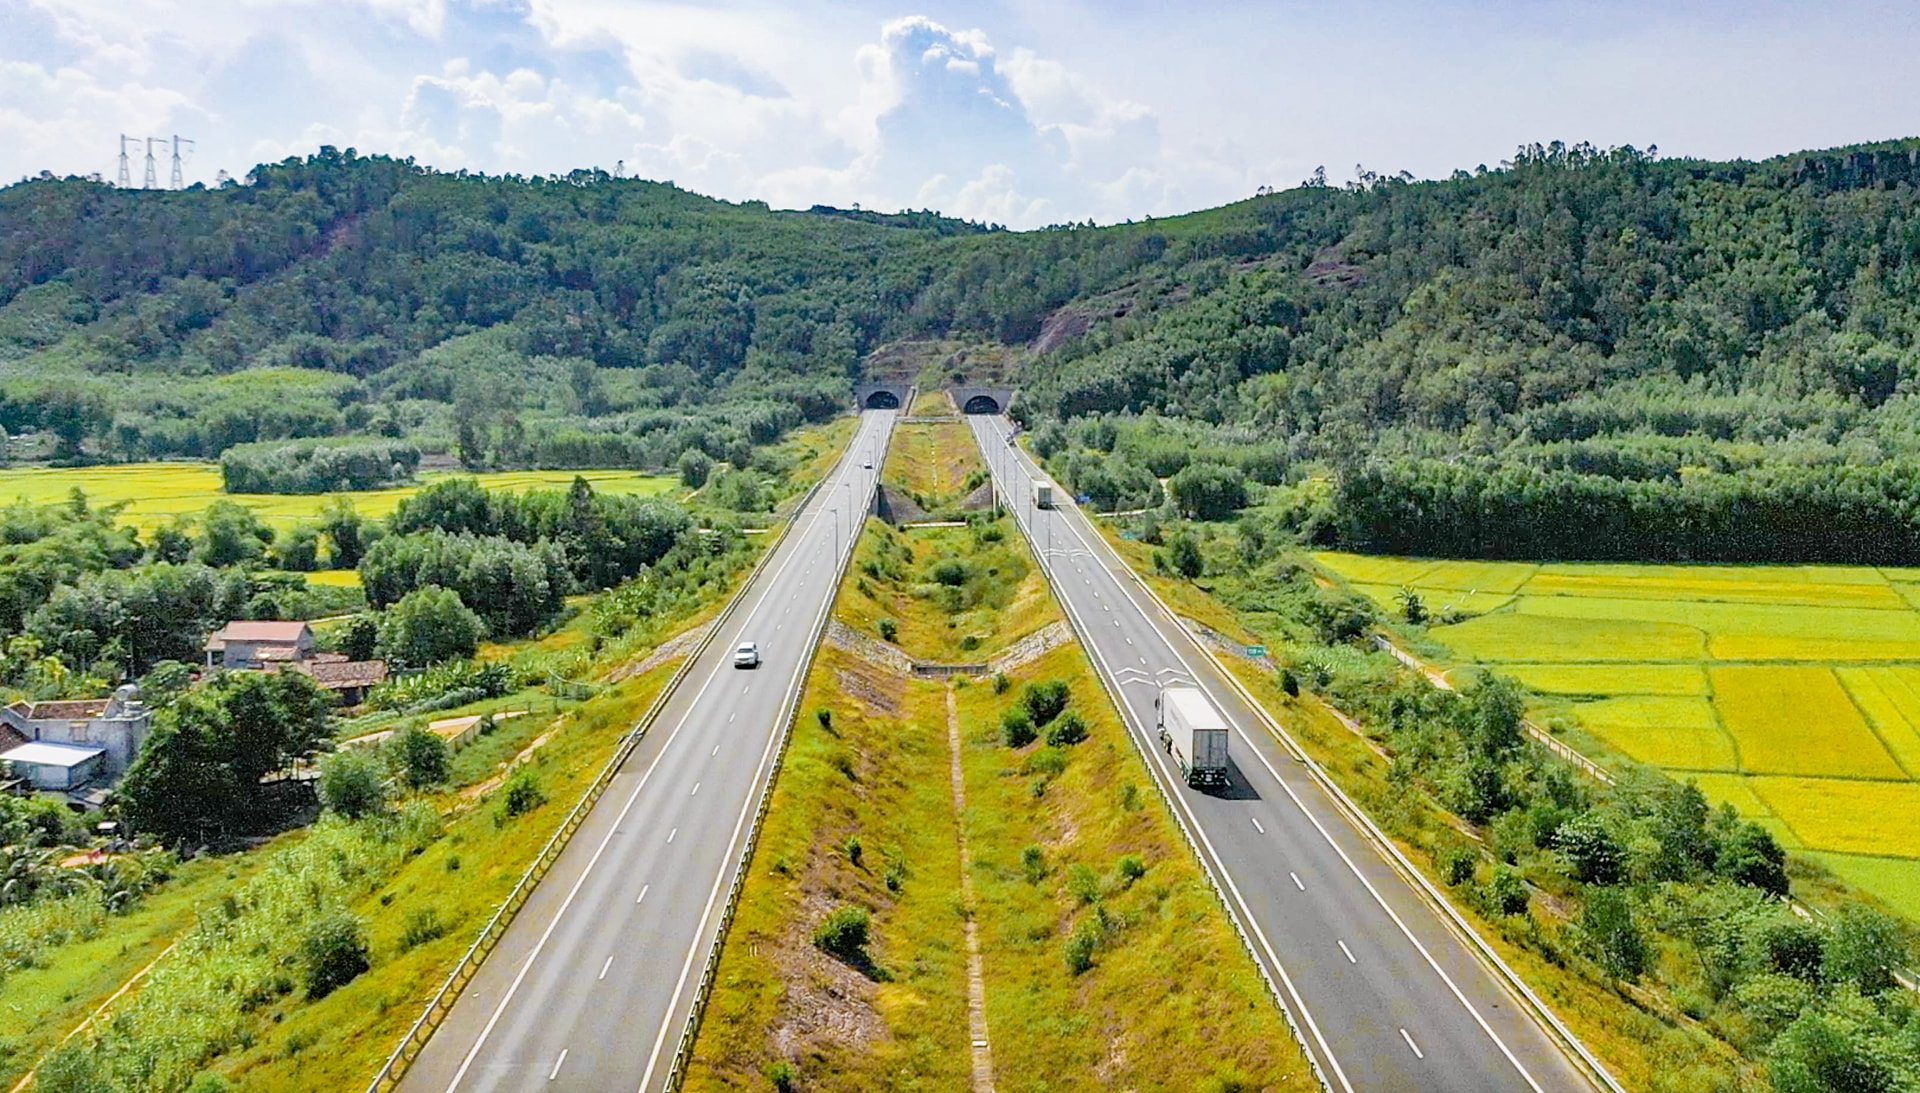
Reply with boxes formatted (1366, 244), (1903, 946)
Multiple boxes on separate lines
(679, 416), (1315, 1090)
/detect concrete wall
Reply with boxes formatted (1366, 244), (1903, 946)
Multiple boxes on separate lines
(852, 382), (914, 411)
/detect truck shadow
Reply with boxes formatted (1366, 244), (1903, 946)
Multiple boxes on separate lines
(1197, 761), (1262, 801)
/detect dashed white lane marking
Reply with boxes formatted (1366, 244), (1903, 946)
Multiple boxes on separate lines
(599, 956), (613, 980)
(691, 782), (700, 797)
(741, 684), (749, 694)
(1400, 1028), (1424, 1059)
(548, 1048), (568, 1081)
(1290, 871), (1305, 891)
(636, 883), (649, 905)
(1338, 940), (1357, 964)
(1125, 637), (1133, 645)
(1250, 816), (1265, 834)
(729, 712), (736, 723)
(666, 827), (677, 844)
(711, 744), (720, 756)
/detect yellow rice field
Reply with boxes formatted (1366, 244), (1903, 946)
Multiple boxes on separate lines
(0, 463), (678, 531)
(1316, 551), (1920, 916)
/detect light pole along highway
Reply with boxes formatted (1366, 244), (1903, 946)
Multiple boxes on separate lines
(396, 408), (897, 1093)
(965, 412), (1611, 1093)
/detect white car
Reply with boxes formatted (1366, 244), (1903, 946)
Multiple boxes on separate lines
(733, 641), (760, 669)
(861, 457), (873, 469)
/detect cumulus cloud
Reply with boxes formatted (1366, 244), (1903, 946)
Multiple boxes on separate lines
(0, 1), (1214, 224)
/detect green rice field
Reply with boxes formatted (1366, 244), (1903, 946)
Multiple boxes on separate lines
(0, 463), (679, 530)
(1317, 552), (1920, 917)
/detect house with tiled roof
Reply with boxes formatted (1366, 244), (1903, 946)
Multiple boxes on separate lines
(204, 620), (314, 670)
(290, 656), (390, 706)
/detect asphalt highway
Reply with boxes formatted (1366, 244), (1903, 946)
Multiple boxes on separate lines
(397, 409), (895, 1093)
(967, 413), (1601, 1093)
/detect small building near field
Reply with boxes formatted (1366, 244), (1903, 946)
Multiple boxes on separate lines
(204, 620), (315, 670)
(1, 740), (107, 791)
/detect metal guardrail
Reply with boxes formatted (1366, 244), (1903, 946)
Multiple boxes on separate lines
(984, 443), (1337, 1093)
(362, 447), (852, 1093)
(661, 416), (892, 1090)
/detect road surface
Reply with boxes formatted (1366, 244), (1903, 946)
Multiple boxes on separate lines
(397, 409), (895, 1093)
(968, 413), (1601, 1093)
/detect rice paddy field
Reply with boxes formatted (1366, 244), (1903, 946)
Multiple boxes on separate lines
(1316, 551), (1920, 917)
(0, 463), (678, 531)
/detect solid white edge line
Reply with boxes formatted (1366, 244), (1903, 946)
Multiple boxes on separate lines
(438, 415), (883, 1093)
(970, 417), (1357, 1093)
(635, 412), (893, 1093)
(1009, 418), (1550, 1093)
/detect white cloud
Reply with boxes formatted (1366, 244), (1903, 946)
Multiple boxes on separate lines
(6, 1), (1920, 225)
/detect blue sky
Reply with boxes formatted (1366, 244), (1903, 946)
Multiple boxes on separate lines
(2, 0), (1915, 227)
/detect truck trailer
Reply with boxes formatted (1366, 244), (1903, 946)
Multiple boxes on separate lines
(1156, 685), (1229, 788)
(1034, 482), (1054, 509)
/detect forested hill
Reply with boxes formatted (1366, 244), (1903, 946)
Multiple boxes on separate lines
(9, 139), (1920, 558)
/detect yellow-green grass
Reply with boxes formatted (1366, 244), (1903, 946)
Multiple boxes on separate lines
(1749, 776), (1920, 860)
(1801, 852), (1920, 918)
(299, 569), (363, 588)
(1571, 695), (1737, 771)
(882, 418), (983, 508)
(0, 464), (675, 531)
(1504, 663), (1708, 697)
(1835, 666), (1920, 775)
(1441, 612), (1709, 662)
(835, 518), (1060, 664)
(1314, 550), (1920, 914)
(909, 388), (952, 415)
(1709, 665), (1905, 780)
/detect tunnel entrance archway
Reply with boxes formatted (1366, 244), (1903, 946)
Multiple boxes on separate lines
(962, 394), (1001, 415)
(864, 390), (901, 410)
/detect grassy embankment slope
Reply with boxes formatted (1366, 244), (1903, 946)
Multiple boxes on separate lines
(684, 419), (1312, 1091)
(1315, 552), (1920, 916)
(3, 419), (851, 1092)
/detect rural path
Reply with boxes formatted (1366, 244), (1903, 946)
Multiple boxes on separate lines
(946, 684), (996, 1093)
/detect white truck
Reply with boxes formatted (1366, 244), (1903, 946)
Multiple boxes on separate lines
(1156, 685), (1230, 788)
(1034, 482), (1054, 510)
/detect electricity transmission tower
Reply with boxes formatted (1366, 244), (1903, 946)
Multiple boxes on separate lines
(169, 135), (194, 189)
(143, 137), (160, 189)
(117, 135), (133, 188)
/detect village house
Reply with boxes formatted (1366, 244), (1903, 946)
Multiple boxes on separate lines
(205, 619), (389, 705)
(203, 620), (316, 670)
(0, 684), (153, 793)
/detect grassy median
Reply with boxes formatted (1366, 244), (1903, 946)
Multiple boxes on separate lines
(686, 498), (1315, 1089)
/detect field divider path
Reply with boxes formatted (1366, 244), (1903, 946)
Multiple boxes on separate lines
(946, 683), (996, 1093)
(364, 433), (857, 1093)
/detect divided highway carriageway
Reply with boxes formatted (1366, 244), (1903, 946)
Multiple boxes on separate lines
(967, 412), (1611, 1093)
(395, 408), (894, 1093)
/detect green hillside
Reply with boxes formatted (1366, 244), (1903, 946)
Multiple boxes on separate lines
(10, 139), (1920, 558)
